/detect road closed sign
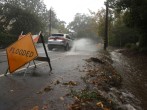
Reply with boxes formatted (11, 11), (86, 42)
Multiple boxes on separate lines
(6, 33), (38, 73)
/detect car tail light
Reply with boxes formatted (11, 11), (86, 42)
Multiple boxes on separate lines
(48, 38), (53, 41)
(48, 37), (66, 42)
(58, 37), (65, 40)
(48, 38), (54, 40)
(58, 38), (66, 42)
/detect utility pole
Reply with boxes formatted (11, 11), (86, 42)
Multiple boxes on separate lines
(104, 0), (108, 50)
(49, 8), (52, 37)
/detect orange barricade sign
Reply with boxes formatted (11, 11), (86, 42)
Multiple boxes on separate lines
(6, 33), (38, 73)
(18, 35), (39, 43)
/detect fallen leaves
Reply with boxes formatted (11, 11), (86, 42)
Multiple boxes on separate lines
(96, 102), (111, 110)
(10, 90), (14, 92)
(96, 102), (104, 108)
(85, 57), (105, 64)
(63, 81), (78, 86)
(67, 89), (113, 110)
(36, 91), (42, 94)
(31, 105), (49, 110)
(31, 106), (39, 110)
(60, 96), (64, 101)
(55, 80), (60, 85)
(34, 54), (122, 110)
(85, 57), (122, 88)
(42, 104), (48, 110)
(67, 54), (123, 110)
(44, 86), (52, 92)
(36, 85), (53, 94)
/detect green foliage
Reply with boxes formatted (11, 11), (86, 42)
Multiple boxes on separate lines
(96, 8), (114, 40)
(57, 20), (69, 33)
(1, 0), (47, 18)
(9, 9), (43, 35)
(0, 1), (47, 47)
(113, 0), (147, 49)
(109, 26), (139, 47)
(0, 2), (45, 35)
(0, 32), (17, 48)
(96, 9), (106, 39)
(0, 0), (69, 46)
(125, 43), (139, 51)
(48, 8), (59, 29)
(67, 13), (98, 39)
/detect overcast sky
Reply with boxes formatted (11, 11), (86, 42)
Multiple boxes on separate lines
(43, 0), (105, 24)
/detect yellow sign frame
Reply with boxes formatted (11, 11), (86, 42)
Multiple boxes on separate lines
(6, 33), (38, 73)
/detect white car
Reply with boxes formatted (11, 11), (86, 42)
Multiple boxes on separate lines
(47, 33), (73, 51)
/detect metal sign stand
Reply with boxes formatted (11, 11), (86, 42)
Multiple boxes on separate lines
(23, 33), (52, 76)
(40, 34), (52, 71)
(24, 60), (37, 76)
(4, 60), (37, 76)
(4, 68), (9, 76)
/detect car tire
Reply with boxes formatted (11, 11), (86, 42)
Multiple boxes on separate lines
(64, 44), (69, 51)
(49, 48), (53, 50)
(48, 46), (53, 50)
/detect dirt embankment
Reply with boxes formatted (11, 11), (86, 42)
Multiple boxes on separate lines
(67, 51), (140, 110)
(30, 49), (142, 110)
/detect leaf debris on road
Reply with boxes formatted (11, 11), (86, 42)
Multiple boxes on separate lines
(63, 81), (78, 86)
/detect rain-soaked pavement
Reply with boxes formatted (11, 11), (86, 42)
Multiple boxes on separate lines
(0, 41), (147, 110)
(0, 40), (98, 110)
(0, 53), (91, 110)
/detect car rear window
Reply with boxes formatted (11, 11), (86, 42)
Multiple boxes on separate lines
(51, 34), (64, 38)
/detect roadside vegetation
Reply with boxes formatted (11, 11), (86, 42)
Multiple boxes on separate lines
(0, 0), (68, 48)
(0, 0), (147, 52)
(67, 0), (147, 53)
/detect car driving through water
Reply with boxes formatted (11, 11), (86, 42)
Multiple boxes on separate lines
(47, 33), (73, 51)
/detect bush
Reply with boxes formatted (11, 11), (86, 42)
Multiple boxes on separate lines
(125, 43), (132, 48)
(125, 43), (139, 51)
(139, 47), (147, 53)
(109, 26), (139, 47)
(0, 32), (17, 48)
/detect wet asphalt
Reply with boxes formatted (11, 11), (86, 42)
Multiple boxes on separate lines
(0, 45), (97, 110)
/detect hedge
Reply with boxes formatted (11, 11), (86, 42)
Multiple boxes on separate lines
(0, 32), (18, 48)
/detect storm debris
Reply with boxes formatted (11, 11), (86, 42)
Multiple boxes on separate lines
(36, 85), (53, 94)
(85, 58), (122, 88)
(63, 81), (78, 86)
(42, 104), (48, 110)
(60, 96), (65, 101)
(54, 80), (60, 85)
(31, 106), (39, 110)
(96, 101), (104, 108)
(44, 85), (52, 92)
(36, 91), (42, 94)
(10, 90), (14, 92)
(67, 53), (138, 110)
(85, 57), (105, 64)
(68, 89), (114, 110)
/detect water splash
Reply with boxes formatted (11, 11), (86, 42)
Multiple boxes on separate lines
(71, 38), (97, 51)
(67, 38), (100, 55)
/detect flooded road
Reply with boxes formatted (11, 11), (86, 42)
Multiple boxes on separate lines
(1, 41), (147, 110)
(0, 39), (99, 110)
(110, 50), (147, 110)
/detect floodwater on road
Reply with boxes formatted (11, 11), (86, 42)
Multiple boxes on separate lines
(0, 38), (100, 110)
(110, 50), (147, 110)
